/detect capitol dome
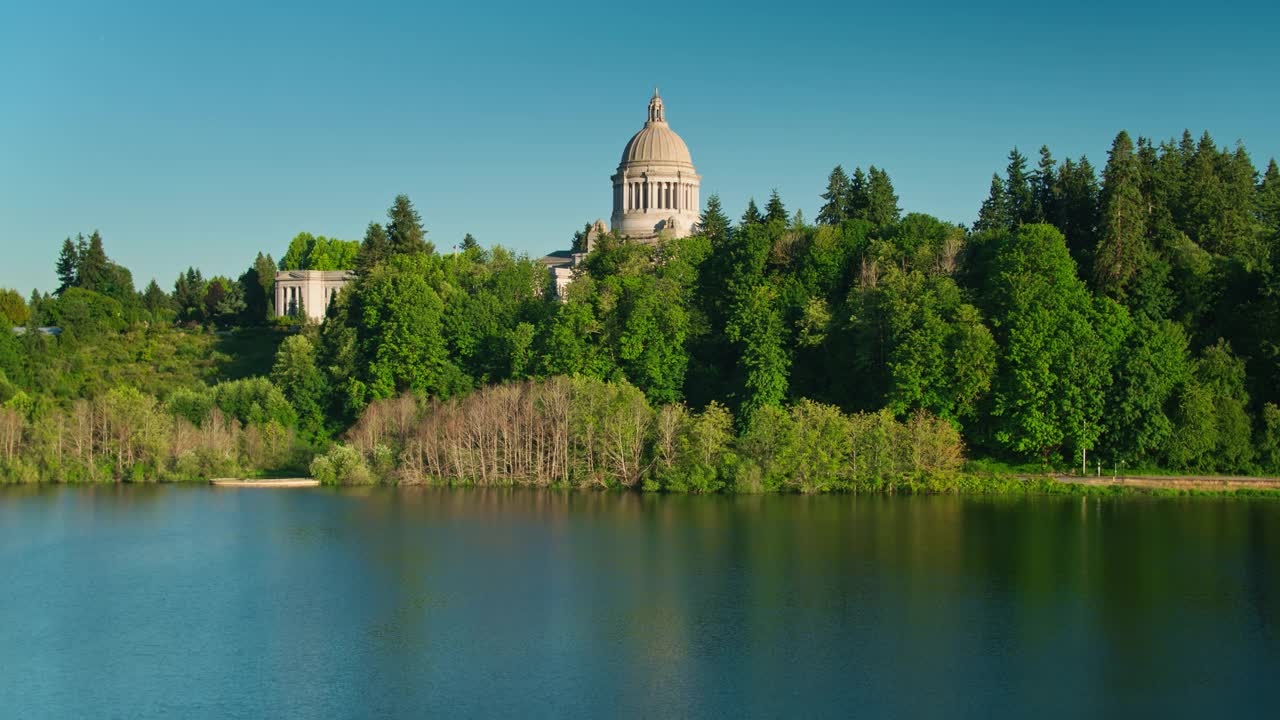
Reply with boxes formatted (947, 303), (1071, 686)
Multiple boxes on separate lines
(610, 89), (702, 240)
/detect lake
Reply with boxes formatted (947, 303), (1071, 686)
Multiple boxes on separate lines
(1, 486), (1276, 718)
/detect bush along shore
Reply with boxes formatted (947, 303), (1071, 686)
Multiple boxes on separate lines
(308, 377), (1280, 498)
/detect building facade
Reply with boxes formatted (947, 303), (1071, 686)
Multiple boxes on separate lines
(274, 269), (355, 322)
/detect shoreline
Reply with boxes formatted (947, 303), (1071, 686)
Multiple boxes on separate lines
(5, 473), (1280, 498)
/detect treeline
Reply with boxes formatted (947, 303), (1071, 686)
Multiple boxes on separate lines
(310, 377), (964, 492)
(4, 128), (1280, 486)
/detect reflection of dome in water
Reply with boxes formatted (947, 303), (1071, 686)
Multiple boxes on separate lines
(610, 88), (702, 240)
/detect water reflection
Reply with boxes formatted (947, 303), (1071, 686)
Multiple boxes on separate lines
(0, 486), (1276, 717)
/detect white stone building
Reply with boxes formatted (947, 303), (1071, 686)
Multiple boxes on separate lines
(274, 269), (355, 322)
(611, 88), (702, 240)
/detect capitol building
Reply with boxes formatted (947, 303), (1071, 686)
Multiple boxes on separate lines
(541, 89), (702, 295)
(610, 89), (702, 240)
(278, 89), (699, 318)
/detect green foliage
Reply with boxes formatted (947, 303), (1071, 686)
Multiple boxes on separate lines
(386, 194), (431, 255)
(817, 165), (851, 226)
(1094, 131), (1148, 297)
(0, 289), (29, 326)
(358, 254), (460, 402)
(278, 232), (358, 271)
(310, 444), (373, 485)
(208, 377), (297, 428)
(272, 334), (330, 436)
(982, 224), (1128, 462)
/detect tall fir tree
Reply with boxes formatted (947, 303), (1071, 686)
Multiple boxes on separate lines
(973, 174), (1009, 233)
(385, 194), (430, 255)
(77, 231), (109, 292)
(1056, 156), (1101, 270)
(141, 279), (170, 315)
(1259, 159), (1280, 241)
(55, 237), (79, 295)
(741, 198), (764, 227)
(356, 222), (390, 273)
(460, 233), (480, 252)
(699, 194), (730, 243)
(764, 189), (788, 225)
(864, 167), (901, 229)
(1004, 148), (1035, 226)
(1032, 145), (1057, 225)
(845, 167), (870, 220)
(817, 165), (851, 225)
(1094, 131), (1147, 298)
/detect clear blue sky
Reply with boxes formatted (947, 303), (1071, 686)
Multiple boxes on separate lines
(2, 0), (1277, 294)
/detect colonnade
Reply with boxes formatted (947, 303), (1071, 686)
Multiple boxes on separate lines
(619, 178), (697, 212)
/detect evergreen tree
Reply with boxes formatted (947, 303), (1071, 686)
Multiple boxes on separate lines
(973, 174), (1009, 233)
(1056, 157), (1101, 270)
(741, 198), (763, 227)
(764, 189), (788, 225)
(255, 252), (276, 318)
(864, 167), (901, 229)
(1032, 145), (1056, 225)
(173, 267), (207, 323)
(141, 279), (170, 316)
(460, 233), (480, 252)
(356, 222), (390, 273)
(698, 194), (730, 243)
(1094, 131), (1147, 298)
(77, 231), (109, 292)
(239, 259), (269, 324)
(1260, 158), (1280, 260)
(817, 165), (851, 225)
(385, 194), (431, 255)
(845, 168), (870, 220)
(1259, 159), (1280, 234)
(55, 238), (79, 295)
(1004, 148), (1035, 226)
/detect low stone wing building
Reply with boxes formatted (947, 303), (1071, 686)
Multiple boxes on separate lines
(274, 269), (355, 322)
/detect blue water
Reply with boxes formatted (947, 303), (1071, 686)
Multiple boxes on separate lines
(1, 486), (1276, 718)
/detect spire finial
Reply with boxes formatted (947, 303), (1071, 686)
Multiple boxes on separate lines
(647, 88), (665, 124)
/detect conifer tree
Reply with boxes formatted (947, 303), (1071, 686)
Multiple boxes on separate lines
(55, 238), (79, 295)
(1056, 157), (1101, 269)
(1094, 131), (1147, 298)
(1004, 148), (1035, 226)
(142, 279), (170, 315)
(1032, 146), (1056, 225)
(460, 233), (480, 252)
(1259, 159), (1280, 237)
(698, 194), (730, 243)
(845, 168), (870, 220)
(864, 167), (901, 229)
(77, 231), (109, 292)
(741, 198), (763, 227)
(385, 194), (430, 255)
(817, 165), (851, 225)
(973, 174), (1009, 233)
(356, 222), (390, 273)
(764, 190), (788, 224)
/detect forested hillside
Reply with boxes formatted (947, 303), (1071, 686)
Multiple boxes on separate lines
(3, 129), (1279, 487)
